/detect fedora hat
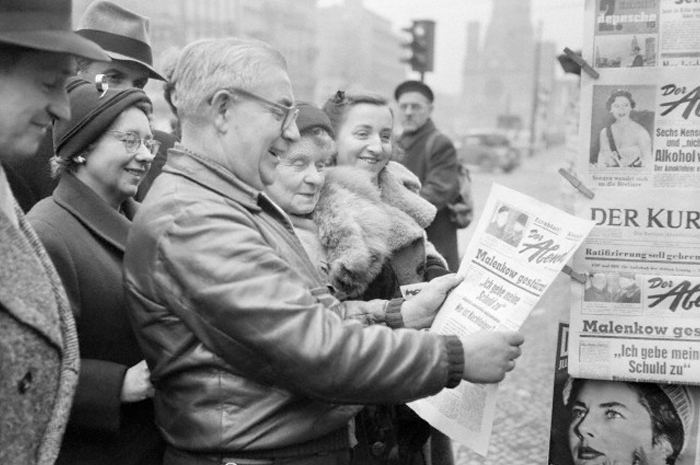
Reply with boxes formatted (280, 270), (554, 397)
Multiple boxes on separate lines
(0, 0), (109, 61)
(76, 1), (165, 81)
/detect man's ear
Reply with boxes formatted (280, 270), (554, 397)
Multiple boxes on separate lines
(210, 90), (235, 132)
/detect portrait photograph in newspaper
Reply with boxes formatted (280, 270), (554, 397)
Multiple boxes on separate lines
(578, 67), (700, 190)
(408, 184), (594, 455)
(568, 187), (700, 384)
(548, 323), (700, 465)
(587, 0), (700, 68)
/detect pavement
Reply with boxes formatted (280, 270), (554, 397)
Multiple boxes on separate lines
(450, 145), (576, 465)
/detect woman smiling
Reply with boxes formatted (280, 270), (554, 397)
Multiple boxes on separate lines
(26, 78), (164, 465)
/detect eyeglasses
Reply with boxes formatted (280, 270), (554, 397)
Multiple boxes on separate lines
(106, 130), (160, 155)
(208, 86), (299, 133)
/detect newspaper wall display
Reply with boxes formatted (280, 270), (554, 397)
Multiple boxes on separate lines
(408, 184), (594, 455)
(591, 0), (700, 69)
(568, 187), (700, 384)
(549, 323), (700, 465)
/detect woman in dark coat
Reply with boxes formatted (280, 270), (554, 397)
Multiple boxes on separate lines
(26, 78), (165, 465)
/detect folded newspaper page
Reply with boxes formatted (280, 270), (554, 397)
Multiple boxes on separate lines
(568, 187), (700, 384)
(549, 322), (700, 465)
(408, 184), (594, 455)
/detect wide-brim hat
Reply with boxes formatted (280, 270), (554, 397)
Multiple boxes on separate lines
(76, 0), (165, 81)
(0, 0), (109, 61)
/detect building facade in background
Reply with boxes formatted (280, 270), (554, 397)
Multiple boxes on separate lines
(73, 0), (408, 109)
(315, 0), (407, 103)
(73, 0), (319, 102)
(461, 0), (536, 132)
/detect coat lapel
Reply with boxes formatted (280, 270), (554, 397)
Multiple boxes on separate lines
(0, 205), (64, 349)
(53, 173), (136, 253)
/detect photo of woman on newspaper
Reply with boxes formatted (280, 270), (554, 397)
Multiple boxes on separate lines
(563, 378), (692, 465)
(597, 89), (652, 168)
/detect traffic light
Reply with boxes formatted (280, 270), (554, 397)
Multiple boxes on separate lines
(401, 20), (435, 75)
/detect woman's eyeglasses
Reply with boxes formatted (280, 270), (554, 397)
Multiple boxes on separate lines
(207, 87), (299, 133)
(106, 131), (160, 155)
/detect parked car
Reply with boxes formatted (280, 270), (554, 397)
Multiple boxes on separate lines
(456, 131), (521, 173)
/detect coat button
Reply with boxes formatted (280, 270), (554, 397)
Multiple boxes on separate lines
(18, 370), (33, 394)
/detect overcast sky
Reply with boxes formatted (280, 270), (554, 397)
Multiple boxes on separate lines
(321, 0), (585, 94)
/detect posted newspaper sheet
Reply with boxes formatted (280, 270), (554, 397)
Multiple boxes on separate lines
(568, 0), (700, 385)
(548, 323), (700, 465)
(568, 187), (700, 384)
(408, 184), (594, 455)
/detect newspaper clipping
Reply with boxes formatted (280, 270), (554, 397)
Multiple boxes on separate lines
(568, 187), (700, 384)
(408, 184), (594, 455)
(549, 323), (700, 465)
(592, 0), (700, 69)
(581, 67), (700, 189)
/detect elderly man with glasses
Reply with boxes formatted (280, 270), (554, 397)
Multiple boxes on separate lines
(124, 37), (524, 465)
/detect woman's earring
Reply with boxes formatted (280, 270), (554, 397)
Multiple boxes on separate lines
(73, 155), (86, 164)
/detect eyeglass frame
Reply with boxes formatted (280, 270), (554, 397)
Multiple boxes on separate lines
(105, 130), (160, 155)
(207, 86), (299, 133)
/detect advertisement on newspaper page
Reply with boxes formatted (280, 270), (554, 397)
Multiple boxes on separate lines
(548, 322), (700, 465)
(578, 66), (700, 189)
(568, 187), (700, 384)
(408, 184), (594, 455)
(588, 0), (700, 69)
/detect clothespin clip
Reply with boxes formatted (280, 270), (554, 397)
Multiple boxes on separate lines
(563, 47), (599, 79)
(562, 265), (587, 284)
(559, 168), (594, 199)
(95, 73), (108, 97)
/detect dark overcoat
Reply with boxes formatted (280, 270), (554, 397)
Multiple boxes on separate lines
(397, 119), (460, 272)
(0, 167), (79, 465)
(27, 173), (164, 465)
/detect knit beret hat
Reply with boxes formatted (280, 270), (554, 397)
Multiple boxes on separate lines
(394, 80), (434, 103)
(53, 78), (151, 160)
(294, 101), (334, 139)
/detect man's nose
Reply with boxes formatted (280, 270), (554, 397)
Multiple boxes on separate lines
(283, 121), (300, 143)
(48, 90), (71, 122)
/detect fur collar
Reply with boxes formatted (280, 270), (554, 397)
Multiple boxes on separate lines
(311, 164), (435, 298)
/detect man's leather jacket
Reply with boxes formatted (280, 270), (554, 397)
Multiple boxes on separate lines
(123, 146), (464, 456)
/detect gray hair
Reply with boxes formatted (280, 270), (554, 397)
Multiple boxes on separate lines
(167, 38), (287, 127)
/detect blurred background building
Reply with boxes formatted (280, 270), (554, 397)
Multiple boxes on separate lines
(72, 0), (575, 148)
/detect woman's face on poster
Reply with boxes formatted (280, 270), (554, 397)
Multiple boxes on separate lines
(568, 380), (659, 465)
(610, 96), (632, 121)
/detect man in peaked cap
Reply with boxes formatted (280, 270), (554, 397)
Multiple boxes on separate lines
(5, 0), (174, 211)
(395, 79), (461, 465)
(0, 0), (108, 463)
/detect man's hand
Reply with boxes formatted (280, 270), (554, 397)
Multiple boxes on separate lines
(400, 274), (463, 329)
(460, 331), (524, 383)
(120, 359), (155, 403)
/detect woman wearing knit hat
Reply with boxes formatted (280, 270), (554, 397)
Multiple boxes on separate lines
(26, 78), (165, 465)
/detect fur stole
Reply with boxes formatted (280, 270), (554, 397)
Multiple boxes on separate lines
(313, 164), (437, 298)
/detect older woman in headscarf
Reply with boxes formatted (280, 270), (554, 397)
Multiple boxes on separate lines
(26, 78), (165, 465)
(264, 99), (449, 464)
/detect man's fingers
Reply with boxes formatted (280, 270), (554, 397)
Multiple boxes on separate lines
(505, 331), (525, 347)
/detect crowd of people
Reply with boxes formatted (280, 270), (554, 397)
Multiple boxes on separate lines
(0, 1), (530, 465)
